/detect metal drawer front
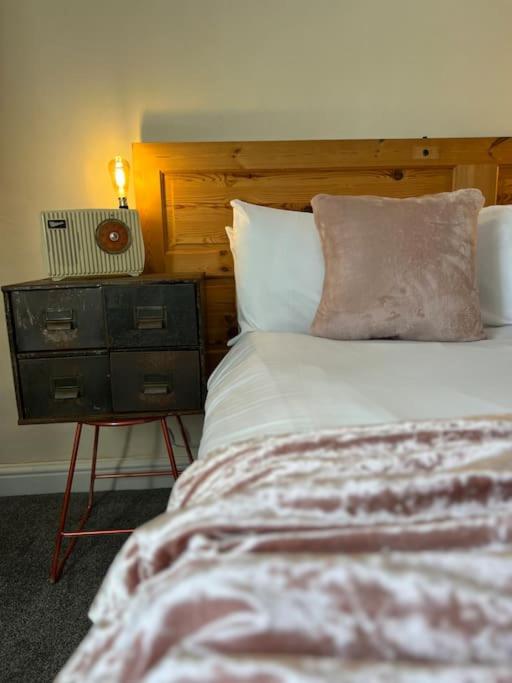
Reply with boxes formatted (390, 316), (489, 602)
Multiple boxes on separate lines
(104, 284), (198, 348)
(110, 350), (201, 413)
(12, 288), (105, 352)
(19, 355), (111, 420)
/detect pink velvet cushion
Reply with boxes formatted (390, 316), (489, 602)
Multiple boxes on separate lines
(311, 189), (485, 341)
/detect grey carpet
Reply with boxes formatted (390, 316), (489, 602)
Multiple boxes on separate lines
(0, 488), (170, 683)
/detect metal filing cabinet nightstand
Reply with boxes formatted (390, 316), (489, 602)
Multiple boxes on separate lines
(2, 273), (206, 581)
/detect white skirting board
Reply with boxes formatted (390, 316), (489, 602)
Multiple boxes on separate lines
(0, 447), (194, 497)
(0, 415), (203, 497)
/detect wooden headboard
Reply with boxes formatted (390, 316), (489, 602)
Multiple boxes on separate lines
(133, 137), (512, 372)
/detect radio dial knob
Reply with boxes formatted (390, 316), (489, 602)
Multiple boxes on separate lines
(95, 219), (131, 254)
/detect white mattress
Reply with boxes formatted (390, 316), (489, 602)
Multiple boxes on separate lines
(199, 328), (512, 458)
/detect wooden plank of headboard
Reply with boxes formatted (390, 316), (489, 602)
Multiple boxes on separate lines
(133, 137), (512, 373)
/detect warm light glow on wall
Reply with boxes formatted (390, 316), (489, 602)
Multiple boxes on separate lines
(108, 156), (130, 209)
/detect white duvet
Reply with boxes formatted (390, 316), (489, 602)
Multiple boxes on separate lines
(199, 328), (512, 458)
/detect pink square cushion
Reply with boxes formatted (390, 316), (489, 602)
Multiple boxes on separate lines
(311, 189), (485, 341)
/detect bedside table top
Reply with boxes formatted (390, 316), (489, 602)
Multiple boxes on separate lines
(2, 272), (205, 292)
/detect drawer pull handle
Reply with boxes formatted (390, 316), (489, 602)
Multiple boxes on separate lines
(45, 309), (74, 331)
(142, 376), (169, 395)
(135, 306), (165, 330)
(52, 378), (80, 400)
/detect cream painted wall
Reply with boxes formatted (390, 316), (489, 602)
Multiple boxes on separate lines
(1, 0), (512, 482)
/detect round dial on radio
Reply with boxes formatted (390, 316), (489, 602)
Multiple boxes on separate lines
(95, 219), (131, 254)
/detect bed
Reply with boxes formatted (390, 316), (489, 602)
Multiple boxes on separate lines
(56, 138), (512, 682)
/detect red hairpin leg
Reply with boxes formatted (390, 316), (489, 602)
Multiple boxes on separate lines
(176, 414), (194, 465)
(160, 418), (179, 479)
(50, 422), (83, 583)
(49, 416), (182, 583)
(88, 425), (99, 511)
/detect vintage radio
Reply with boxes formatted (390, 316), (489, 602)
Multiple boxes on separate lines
(41, 208), (145, 280)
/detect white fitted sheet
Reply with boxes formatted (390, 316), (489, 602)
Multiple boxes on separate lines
(199, 328), (512, 458)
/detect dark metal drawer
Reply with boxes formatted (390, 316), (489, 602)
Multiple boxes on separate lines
(11, 288), (105, 352)
(110, 350), (201, 413)
(18, 355), (111, 420)
(104, 283), (198, 348)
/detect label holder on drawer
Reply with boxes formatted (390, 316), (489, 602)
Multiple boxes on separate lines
(45, 308), (74, 331)
(51, 376), (81, 400)
(134, 305), (166, 330)
(142, 374), (171, 395)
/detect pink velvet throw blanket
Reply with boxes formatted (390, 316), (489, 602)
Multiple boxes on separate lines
(57, 418), (512, 683)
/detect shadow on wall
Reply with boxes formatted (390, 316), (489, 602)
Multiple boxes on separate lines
(138, 108), (390, 143)
(139, 106), (507, 145)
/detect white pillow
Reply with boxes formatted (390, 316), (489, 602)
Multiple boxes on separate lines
(477, 205), (512, 326)
(227, 200), (324, 343)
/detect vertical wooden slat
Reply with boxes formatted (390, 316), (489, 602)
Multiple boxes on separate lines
(452, 164), (498, 205)
(204, 278), (237, 347)
(497, 165), (512, 204)
(132, 146), (167, 273)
